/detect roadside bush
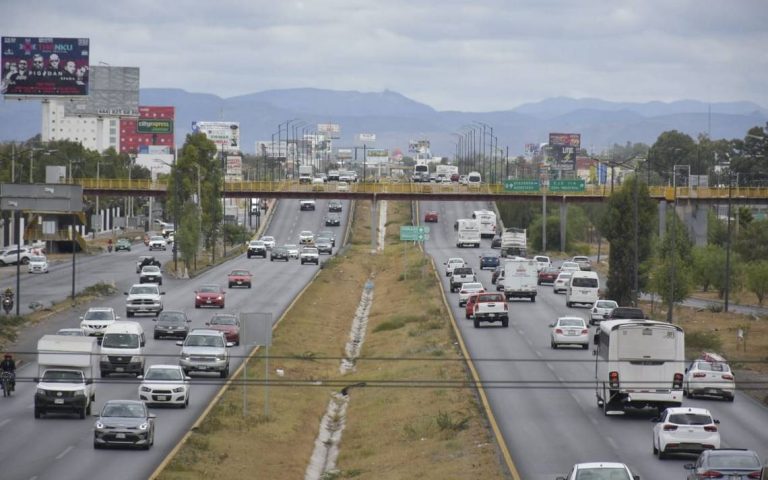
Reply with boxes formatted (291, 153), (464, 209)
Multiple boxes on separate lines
(685, 330), (723, 352)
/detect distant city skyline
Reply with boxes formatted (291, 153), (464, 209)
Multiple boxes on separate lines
(2, 1), (767, 112)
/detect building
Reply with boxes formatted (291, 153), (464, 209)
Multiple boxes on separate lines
(120, 106), (175, 155)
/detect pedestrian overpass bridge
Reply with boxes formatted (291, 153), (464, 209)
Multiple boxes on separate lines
(74, 178), (768, 204)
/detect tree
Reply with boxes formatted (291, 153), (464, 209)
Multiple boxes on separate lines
(707, 210), (727, 247)
(651, 131), (697, 184)
(648, 208), (695, 310)
(600, 177), (657, 305)
(734, 220), (768, 262)
(177, 203), (200, 270)
(745, 261), (768, 306)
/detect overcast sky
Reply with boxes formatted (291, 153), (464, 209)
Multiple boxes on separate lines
(3, 0), (768, 111)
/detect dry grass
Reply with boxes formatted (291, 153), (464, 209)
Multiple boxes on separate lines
(156, 200), (508, 480)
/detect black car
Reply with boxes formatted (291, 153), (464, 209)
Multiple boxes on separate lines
(491, 237), (502, 249)
(136, 255), (161, 274)
(684, 449), (763, 480)
(270, 246), (290, 262)
(491, 265), (503, 285)
(325, 213), (341, 226)
(606, 307), (646, 320)
(153, 310), (191, 339)
(328, 201), (343, 212)
(479, 253), (500, 270)
(247, 240), (267, 258)
(93, 400), (155, 450)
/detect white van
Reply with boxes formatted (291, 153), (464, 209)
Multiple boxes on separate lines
(467, 171), (482, 187)
(99, 321), (146, 377)
(566, 271), (600, 307)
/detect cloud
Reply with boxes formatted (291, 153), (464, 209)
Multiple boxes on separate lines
(2, 0), (766, 110)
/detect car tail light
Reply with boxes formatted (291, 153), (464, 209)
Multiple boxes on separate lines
(721, 374), (734, 380)
(703, 425), (718, 432)
(503, 304), (508, 311)
(609, 371), (619, 388)
(581, 329), (588, 334)
(460, 290), (467, 295)
(673, 372), (684, 388)
(693, 372), (707, 378)
(699, 471), (724, 478)
(747, 471), (762, 479)
(555, 328), (563, 334)
(662, 424), (678, 431)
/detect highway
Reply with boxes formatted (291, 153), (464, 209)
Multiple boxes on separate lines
(418, 200), (768, 480)
(0, 198), (350, 480)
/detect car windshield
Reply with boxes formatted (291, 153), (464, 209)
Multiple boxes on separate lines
(261, 237), (274, 242)
(667, 413), (713, 425)
(84, 310), (114, 321)
(558, 319), (585, 327)
(250, 241), (264, 246)
(230, 270), (250, 276)
(199, 285), (220, 293)
(211, 316), (237, 325)
(158, 312), (186, 324)
(57, 329), (84, 336)
(145, 368), (183, 381)
(284, 244), (297, 250)
(708, 453), (761, 469)
(142, 266), (160, 273)
(477, 294), (503, 302)
(535, 256), (549, 262)
(454, 267), (472, 275)
(130, 286), (158, 295)
(301, 231), (312, 235)
(596, 301), (618, 309)
(186, 335), (225, 347)
(103, 403), (146, 418)
(695, 361), (730, 372)
(150, 236), (164, 241)
(30, 256), (46, 262)
(42, 370), (83, 382)
(463, 283), (482, 290)
(102, 333), (139, 348)
(575, 468), (629, 480)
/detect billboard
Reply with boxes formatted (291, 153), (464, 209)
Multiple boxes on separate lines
(366, 149), (389, 157)
(226, 155), (242, 181)
(358, 133), (376, 143)
(337, 148), (353, 160)
(63, 66), (139, 116)
(192, 121), (240, 153)
(137, 119), (173, 134)
(2, 37), (90, 96)
(409, 139), (430, 152)
(548, 133), (581, 170)
(317, 123), (340, 138)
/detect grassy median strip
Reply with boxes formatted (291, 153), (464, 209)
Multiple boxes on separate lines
(157, 200), (508, 480)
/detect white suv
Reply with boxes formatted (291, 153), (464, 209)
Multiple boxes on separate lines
(148, 236), (167, 251)
(177, 329), (233, 378)
(125, 283), (164, 317)
(80, 307), (120, 337)
(0, 246), (33, 266)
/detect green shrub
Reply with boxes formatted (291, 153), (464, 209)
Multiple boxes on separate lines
(685, 330), (723, 352)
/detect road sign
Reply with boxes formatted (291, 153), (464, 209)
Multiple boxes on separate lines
(400, 226), (430, 242)
(504, 179), (540, 192)
(549, 179), (585, 192)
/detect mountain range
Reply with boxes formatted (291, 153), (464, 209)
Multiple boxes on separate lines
(1, 88), (766, 157)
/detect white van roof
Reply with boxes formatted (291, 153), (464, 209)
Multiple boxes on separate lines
(102, 321), (144, 334)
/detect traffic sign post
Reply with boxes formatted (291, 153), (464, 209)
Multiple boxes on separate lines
(504, 179), (540, 192)
(400, 225), (430, 242)
(549, 179), (585, 192)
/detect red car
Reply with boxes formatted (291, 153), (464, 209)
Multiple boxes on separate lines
(537, 267), (560, 285)
(206, 313), (241, 345)
(465, 293), (480, 319)
(228, 269), (252, 289)
(450, 173), (460, 182)
(424, 211), (439, 223)
(195, 284), (226, 308)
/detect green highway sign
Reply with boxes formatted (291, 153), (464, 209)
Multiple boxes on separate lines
(504, 179), (540, 192)
(549, 179), (585, 192)
(400, 226), (430, 242)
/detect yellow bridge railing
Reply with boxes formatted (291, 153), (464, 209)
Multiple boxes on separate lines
(71, 178), (768, 200)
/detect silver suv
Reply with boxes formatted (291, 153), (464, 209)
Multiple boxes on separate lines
(124, 283), (164, 317)
(177, 329), (233, 378)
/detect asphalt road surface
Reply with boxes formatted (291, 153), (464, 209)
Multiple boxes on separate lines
(419, 200), (768, 480)
(0, 198), (350, 480)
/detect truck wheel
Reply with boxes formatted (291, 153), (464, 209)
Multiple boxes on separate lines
(127, 311), (134, 318)
(502, 318), (509, 327)
(566, 302), (572, 307)
(220, 366), (229, 378)
(34, 408), (42, 419)
(79, 407), (86, 419)
(21, 257), (30, 265)
(473, 318), (480, 328)
(86, 402), (92, 415)
(531, 296), (536, 303)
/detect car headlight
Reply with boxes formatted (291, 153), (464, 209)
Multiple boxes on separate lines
(140, 386), (152, 392)
(131, 356), (143, 363)
(36, 388), (45, 395)
(139, 422), (149, 431)
(217, 296), (223, 301)
(74, 390), (84, 397)
(95, 421), (104, 429)
(195, 296), (201, 301)
(101, 354), (110, 362)
(182, 353), (191, 360)
(216, 354), (226, 361)
(172, 386), (186, 393)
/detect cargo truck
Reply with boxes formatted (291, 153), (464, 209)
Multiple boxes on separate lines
(34, 335), (98, 419)
(456, 219), (481, 248)
(501, 227), (527, 258)
(298, 165), (314, 184)
(502, 258), (538, 302)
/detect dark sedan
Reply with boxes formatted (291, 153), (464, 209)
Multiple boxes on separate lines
(328, 200), (343, 212)
(491, 265), (503, 285)
(93, 400), (155, 450)
(479, 253), (499, 270)
(537, 267), (560, 285)
(316, 237), (333, 254)
(325, 213), (341, 226)
(270, 246), (290, 262)
(194, 284), (226, 308)
(491, 237), (502, 249)
(153, 310), (191, 339)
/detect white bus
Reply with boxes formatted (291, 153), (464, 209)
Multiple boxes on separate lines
(472, 210), (497, 238)
(456, 218), (481, 248)
(594, 320), (685, 415)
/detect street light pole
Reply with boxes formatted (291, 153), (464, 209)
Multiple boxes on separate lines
(668, 165), (678, 323)
(724, 172), (734, 312)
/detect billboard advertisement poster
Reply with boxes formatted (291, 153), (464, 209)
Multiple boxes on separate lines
(317, 123), (341, 137)
(548, 133), (581, 170)
(192, 121), (240, 153)
(337, 148), (353, 160)
(358, 133), (376, 143)
(409, 139), (430, 152)
(2, 37), (90, 96)
(63, 66), (139, 117)
(366, 149), (389, 157)
(137, 119), (173, 134)
(139, 145), (172, 155)
(226, 155), (242, 176)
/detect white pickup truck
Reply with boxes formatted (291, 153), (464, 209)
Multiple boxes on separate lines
(472, 292), (509, 328)
(34, 335), (98, 419)
(450, 266), (476, 293)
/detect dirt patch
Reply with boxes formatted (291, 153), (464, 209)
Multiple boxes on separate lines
(155, 201), (508, 480)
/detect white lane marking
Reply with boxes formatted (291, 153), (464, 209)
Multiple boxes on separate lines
(605, 436), (617, 450)
(0, 418), (11, 428)
(55, 445), (74, 460)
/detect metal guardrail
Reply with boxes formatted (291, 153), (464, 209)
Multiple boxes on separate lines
(70, 178), (768, 200)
